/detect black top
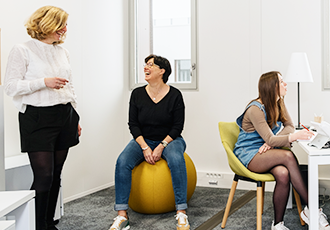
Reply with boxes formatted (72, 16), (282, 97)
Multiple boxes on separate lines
(128, 85), (185, 141)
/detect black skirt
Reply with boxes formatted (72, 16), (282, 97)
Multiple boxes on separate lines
(19, 103), (80, 152)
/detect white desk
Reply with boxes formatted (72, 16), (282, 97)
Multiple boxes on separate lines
(0, 190), (35, 230)
(297, 141), (330, 230)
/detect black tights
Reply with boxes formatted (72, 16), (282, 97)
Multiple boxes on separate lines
(28, 150), (68, 229)
(248, 149), (308, 225)
(28, 150), (68, 192)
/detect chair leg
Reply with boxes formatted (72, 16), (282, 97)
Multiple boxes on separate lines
(293, 188), (305, 226)
(256, 183), (263, 230)
(261, 182), (265, 214)
(221, 180), (238, 228)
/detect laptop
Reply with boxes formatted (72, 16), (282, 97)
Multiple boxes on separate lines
(309, 121), (330, 149)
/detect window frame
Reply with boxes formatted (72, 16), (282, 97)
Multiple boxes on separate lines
(129, 0), (198, 90)
(323, 0), (330, 90)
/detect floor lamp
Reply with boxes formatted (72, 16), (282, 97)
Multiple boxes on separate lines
(285, 52), (313, 129)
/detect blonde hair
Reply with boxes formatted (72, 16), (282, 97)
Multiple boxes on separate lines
(25, 6), (68, 45)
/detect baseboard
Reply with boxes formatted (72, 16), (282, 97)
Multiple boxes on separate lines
(197, 171), (330, 196)
(196, 171), (276, 191)
(63, 182), (114, 203)
(62, 174), (330, 204)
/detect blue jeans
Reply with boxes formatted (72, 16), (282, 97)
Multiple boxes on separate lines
(114, 137), (187, 211)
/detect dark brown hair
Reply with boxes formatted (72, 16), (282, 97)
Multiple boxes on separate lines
(145, 54), (172, 83)
(251, 71), (288, 128)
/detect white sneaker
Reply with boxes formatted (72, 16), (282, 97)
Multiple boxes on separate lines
(271, 221), (290, 230)
(109, 215), (130, 230)
(300, 206), (330, 230)
(175, 212), (190, 230)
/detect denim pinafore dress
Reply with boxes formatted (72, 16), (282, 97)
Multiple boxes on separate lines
(233, 101), (282, 167)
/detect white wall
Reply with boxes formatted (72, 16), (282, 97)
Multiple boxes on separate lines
(1, 0), (330, 201)
(183, 0), (260, 176)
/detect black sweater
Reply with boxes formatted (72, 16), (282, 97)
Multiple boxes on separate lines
(128, 85), (185, 141)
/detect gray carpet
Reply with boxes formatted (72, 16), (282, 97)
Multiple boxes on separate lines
(56, 186), (328, 229)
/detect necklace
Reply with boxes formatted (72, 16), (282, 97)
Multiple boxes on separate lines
(148, 86), (162, 101)
(152, 90), (160, 100)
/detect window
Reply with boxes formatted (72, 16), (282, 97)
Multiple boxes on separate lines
(175, 59), (191, 82)
(129, 0), (197, 90)
(323, 0), (330, 89)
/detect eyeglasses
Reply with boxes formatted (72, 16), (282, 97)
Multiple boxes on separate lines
(143, 62), (160, 68)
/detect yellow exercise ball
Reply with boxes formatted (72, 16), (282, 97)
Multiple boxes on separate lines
(128, 152), (197, 214)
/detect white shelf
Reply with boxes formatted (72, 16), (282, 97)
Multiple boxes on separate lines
(0, 220), (15, 230)
(5, 154), (30, 170)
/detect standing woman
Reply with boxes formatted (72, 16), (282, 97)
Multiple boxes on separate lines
(109, 54), (189, 230)
(234, 71), (330, 230)
(4, 6), (81, 230)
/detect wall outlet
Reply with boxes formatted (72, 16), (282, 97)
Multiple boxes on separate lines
(208, 180), (218, 185)
(197, 171), (225, 187)
(205, 172), (223, 179)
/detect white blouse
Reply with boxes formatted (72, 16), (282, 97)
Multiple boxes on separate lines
(4, 39), (77, 113)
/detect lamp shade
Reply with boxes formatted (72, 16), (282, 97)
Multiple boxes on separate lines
(285, 52), (313, 83)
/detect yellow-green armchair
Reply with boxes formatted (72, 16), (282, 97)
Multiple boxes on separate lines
(218, 121), (304, 230)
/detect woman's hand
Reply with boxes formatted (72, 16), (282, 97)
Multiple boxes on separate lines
(45, 77), (69, 89)
(290, 129), (314, 142)
(143, 147), (155, 165)
(78, 124), (82, 136)
(152, 144), (163, 162)
(258, 143), (272, 154)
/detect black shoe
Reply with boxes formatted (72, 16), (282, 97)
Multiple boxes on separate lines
(47, 219), (59, 230)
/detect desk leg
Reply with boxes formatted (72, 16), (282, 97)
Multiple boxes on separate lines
(8, 198), (35, 230)
(286, 183), (293, 209)
(309, 157), (319, 230)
